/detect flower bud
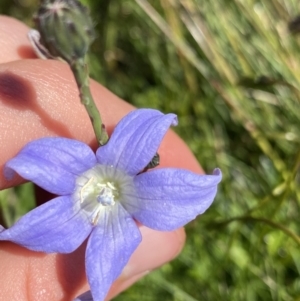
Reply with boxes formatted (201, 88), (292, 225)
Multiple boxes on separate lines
(34, 0), (95, 63)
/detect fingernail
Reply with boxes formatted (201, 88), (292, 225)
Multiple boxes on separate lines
(106, 271), (149, 300)
(119, 226), (185, 280)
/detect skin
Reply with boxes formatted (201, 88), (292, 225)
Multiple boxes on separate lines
(0, 16), (203, 301)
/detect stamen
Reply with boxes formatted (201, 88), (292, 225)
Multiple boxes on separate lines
(107, 182), (116, 190)
(91, 208), (101, 225)
(80, 177), (94, 203)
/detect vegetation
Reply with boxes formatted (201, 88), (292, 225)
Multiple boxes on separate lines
(1, 0), (300, 300)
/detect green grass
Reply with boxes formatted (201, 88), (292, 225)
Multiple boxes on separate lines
(1, 0), (300, 300)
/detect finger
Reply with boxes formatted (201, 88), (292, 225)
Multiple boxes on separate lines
(0, 58), (195, 301)
(0, 15), (37, 63)
(0, 226), (185, 301)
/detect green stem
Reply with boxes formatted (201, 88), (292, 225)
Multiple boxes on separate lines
(71, 58), (108, 146)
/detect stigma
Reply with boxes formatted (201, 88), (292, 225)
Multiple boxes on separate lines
(96, 182), (118, 206)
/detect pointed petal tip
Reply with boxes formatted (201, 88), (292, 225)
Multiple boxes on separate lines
(73, 291), (93, 301)
(86, 205), (141, 301)
(127, 167), (222, 231)
(213, 168), (222, 177)
(170, 114), (178, 126)
(3, 165), (15, 181)
(97, 109), (179, 175)
(3, 137), (97, 195)
(0, 196), (92, 253)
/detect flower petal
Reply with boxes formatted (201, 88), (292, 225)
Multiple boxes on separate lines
(96, 109), (177, 176)
(4, 137), (97, 195)
(0, 196), (92, 253)
(123, 168), (222, 231)
(86, 204), (141, 301)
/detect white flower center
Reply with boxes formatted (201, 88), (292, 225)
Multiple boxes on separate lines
(96, 182), (117, 206)
(73, 164), (134, 225)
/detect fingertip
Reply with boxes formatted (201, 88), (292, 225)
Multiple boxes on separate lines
(105, 227), (186, 299)
(125, 226), (186, 277)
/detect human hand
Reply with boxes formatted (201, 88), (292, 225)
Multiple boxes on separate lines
(0, 16), (203, 301)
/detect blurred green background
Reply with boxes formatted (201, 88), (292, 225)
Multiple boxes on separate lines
(1, 0), (300, 300)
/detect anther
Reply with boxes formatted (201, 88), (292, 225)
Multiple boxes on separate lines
(80, 177), (94, 203)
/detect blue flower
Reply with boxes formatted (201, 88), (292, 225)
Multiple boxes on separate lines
(0, 109), (221, 301)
